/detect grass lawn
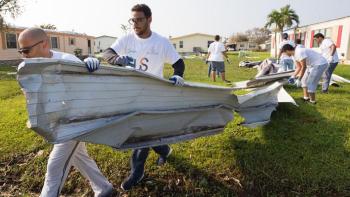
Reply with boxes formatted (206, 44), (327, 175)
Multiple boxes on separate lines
(1, 52), (350, 196)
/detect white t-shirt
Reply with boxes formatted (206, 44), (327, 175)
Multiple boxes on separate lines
(279, 40), (295, 59)
(294, 48), (328, 66)
(110, 32), (180, 77)
(51, 50), (82, 62)
(208, 41), (226, 62)
(320, 38), (339, 63)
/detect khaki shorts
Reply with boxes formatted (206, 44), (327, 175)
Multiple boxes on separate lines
(301, 63), (328, 93)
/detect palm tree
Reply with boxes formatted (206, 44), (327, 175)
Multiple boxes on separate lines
(265, 5), (299, 57)
(280, 5), (299, 30)
(265, 10), (283, 57)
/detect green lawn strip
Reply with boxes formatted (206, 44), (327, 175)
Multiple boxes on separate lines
(1, 55), (350, 195)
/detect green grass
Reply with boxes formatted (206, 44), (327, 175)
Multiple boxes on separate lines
(1, 53), (350, 196)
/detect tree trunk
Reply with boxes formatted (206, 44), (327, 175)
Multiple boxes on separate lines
(274, 32), (277, 57)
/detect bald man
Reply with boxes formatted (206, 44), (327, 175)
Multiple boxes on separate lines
(18, 28), (114, 197)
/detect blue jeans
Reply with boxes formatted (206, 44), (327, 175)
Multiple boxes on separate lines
(130, 145), (170, 176)
(322, 62), (338, 91)
(280, 58), (294, 71)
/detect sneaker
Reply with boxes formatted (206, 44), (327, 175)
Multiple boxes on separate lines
(121, 173), (144, 191)
(309, 100), (317, 105)
(301, 97), (310, 102)
(156, 148), (173, 166)
(321, 90), (329, 94)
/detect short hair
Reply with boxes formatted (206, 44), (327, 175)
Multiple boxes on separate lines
(215, 35), (220, 41)
(19, 27), (48, 42)
(295, 38), (302, 45)
(314, 33), (325, 39)
(281, 44), (295, 52)
(131, 4), (152, 18)
(282, 33), (289, 40)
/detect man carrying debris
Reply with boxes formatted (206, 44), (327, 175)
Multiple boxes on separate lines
(283, 44), (328, 104)
(17, 28), (115, 197)
(277, 33), (295, 72)
(87, 4), (185, 191)
(206, 35), (231, 83)
(314, 33), (339, 93)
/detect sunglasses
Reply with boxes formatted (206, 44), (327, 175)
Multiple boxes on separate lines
(128, 17), (147, 25)
(18, 40), (44, 54)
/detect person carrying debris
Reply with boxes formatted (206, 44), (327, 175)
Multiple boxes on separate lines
(314, 33), (339, 93)
(283, 44), (328, 104)
(206, 35), (231, 83)
(86, 4), (186, 191)
(277, 33), (295, 72)
(17, 27), (115, 197)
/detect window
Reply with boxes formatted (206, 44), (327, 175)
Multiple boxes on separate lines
(239, 44), (245, 48)
(249, 44), (256, 48)
(50, 37), (59, 49)
(179, 41), (183, 48)
(297, 32), (306, 45)
(193, 47), (202, 53)
(69, 38), (76, 45)
(208, 41), (214, 48)
(6, 33), (17, 49)
(173, 43), (176, 49)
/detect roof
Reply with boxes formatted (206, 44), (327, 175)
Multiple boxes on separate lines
(284, 15), (350, 31)
(170, 33), (216, 40)
(5, 25), (95, 38)
(96, 35), (117, 39)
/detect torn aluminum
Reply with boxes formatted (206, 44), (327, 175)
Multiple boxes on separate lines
(17, 59), (296, 149)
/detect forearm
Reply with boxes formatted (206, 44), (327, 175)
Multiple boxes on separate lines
(222, 52), (228, 59)
(299, 62), (307, 78)
(293, 62), (301, 77)
(172, 59), (185, 77)
(103, 48), (121, 65)
(330, 45), (336, 56)
(277, 50), (282, 59)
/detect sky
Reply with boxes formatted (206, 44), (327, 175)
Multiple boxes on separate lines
(4, 0), (350, 38)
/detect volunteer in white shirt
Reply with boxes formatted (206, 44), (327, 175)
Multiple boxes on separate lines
(206, 35), (231, 83)
(314, 33), (339, 93)
(17, 27), (115, 197)
(277, 33), (295, 72)
(283, 44), (328, 104)
(87, 4), (186, 191)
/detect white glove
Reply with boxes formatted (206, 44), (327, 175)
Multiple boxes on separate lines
(169, 75), (185, 86)
(295, 78), (302, 87)
(84, 57), (100, 72)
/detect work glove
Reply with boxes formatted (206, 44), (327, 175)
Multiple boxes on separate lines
(288, 76), (296, 84)
(116, 56), (136, 67)
(84, 57), (100, 72)
(205, 59), (209, 64)
(169, 75), (185, 86)
(295, 78), (302, 87)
